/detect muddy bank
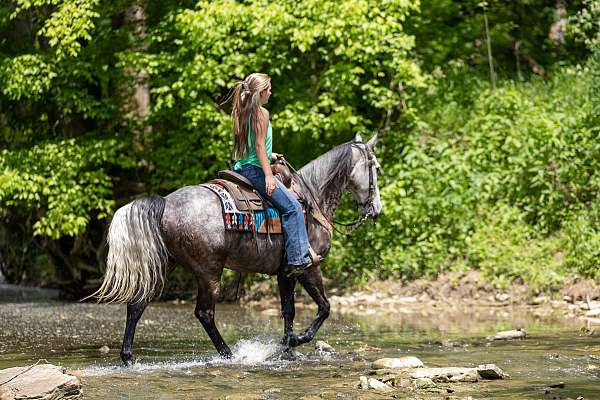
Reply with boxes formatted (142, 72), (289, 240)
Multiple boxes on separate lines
(241, 271), (600, 326)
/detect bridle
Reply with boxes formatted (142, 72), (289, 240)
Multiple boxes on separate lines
(352, 143), (377, 214)
(331, 143), (378, 236)
(283, 142), (379, 238)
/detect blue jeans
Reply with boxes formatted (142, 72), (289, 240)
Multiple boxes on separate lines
(238, 164), (311, 265)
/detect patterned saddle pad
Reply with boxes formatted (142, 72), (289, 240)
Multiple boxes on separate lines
(201, 182), (283, 234)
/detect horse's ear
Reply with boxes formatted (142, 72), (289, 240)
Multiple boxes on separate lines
(354, 132), (363, 142)
(366, 132), (379, 150)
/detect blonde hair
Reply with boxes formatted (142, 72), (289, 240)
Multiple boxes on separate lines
(231, 73), (271, 159)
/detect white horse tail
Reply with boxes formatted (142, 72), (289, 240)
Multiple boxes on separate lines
(89, 196), (169, 304)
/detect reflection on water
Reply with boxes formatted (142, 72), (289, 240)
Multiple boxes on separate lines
(0, 301), (599, 399)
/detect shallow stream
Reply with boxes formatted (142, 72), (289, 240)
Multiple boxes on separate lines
(1, 301), (599, 399)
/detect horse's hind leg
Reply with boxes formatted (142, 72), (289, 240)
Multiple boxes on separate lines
(277, 273), (297, 347)
(194, 277), (232, 358)
(121, 300), (149, 366)
(294, 267), (330, 346)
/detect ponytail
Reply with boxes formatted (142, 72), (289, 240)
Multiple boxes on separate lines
(230, 73), (271, 160)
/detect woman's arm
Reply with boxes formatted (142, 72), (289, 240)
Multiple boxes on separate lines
(254, 108), (276, 195)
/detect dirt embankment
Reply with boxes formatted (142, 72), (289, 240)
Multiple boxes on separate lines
(241, 271), (600, 324)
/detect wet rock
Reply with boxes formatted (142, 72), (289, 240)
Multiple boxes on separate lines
(477, 364), (508, 379)
(380, 375), (410, 388)
(583, 317), (600, 325)
(488, 329), (526, 341)
(495, 293), (510, 302)
(372, 356), (424, 369)
(397, 296), (418, 303)
(367, 378), (394, 392)
(441, 339), (464, 348)
(413, 377), (436, 389)
(263, 388), (281, 394)
(531, 296), (549, 305)
(354, 343), (381, 353)
(314, 340), (335, 354)
(548, 382), (565, 389)
(584, 301), (600, 310)
(359, 375), (369, 390)
(318, 390), (337, 398)
(411, 367), (479, 383)
(260, 308), (280, 316)
(563, 295), (573, 303)
(225, 394), (266, 400)
(585, 308), (600, 317)
(98, 345), (110, 354)
(0, 364), (81, 400)
(358, 376), (394, 392)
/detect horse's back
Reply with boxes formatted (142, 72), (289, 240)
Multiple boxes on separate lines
(160, 184), (284, 275)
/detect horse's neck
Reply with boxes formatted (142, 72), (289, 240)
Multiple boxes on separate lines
(297, 162), (348, 221)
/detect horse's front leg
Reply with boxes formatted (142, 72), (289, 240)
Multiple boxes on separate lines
(277, 272), (298, 347)
(294, 266), (330, 346)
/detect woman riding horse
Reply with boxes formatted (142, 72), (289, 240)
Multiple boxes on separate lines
(88, 76), (383, 365)
(230, 73), (313, 278)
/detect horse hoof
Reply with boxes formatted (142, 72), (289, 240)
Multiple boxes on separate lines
(281, 347), (300, 361)
(122, 357), (135, 367)
(121, 351), (135, 367)
(219, 349), (233, 359)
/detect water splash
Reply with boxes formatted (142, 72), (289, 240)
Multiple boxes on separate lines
(82, 336), (301, 376)
(214, 337), (286, 366)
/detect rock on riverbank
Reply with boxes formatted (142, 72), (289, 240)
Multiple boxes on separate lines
(359, 356), (508, 394)
(0, 364), (81, 400)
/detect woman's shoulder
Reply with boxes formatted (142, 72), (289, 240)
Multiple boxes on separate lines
(259, 106), (270, 119)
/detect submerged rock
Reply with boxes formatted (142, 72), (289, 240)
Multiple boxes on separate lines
(488, 329), (526, 341)
(372, 356), (424, 369)
(0, 364), (81, 400)
(359, 375), (369, 390)
(586, 308), (600, 317)
(477, 364), (508, 379)
(413, 377), (436, 389)
(358, 376), (394, 392)
(367, 378), (394, 392)
(314, 340), (335, 354)
(225, 394), (266, 400)
(411, 367), (479, 383)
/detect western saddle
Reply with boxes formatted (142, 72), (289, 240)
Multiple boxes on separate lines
(211, 159), (324, 267)
(211, 159), (294, 212)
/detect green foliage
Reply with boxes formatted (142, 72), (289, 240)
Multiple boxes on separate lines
(0, 55), (56, 100)
(466, 204), (565, 289)
(561, 200), (600, 279)
(0, 138), (126, 238)
(333, 60), (599, 288)
(136, 0), (424, 190)
(570, 0), (600, 51)
(38, 0), (101, 60)
(408, 0), (589, 76)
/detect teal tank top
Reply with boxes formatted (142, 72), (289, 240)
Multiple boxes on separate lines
(233, 120), (272, 171)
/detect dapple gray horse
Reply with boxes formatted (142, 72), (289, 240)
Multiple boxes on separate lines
(90, 132), (382, 365)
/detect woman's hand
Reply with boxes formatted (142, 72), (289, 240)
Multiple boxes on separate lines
(265, 174), (277, 195)
(272, 152), (284, 161)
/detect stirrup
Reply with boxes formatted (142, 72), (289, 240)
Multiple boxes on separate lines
(285, 261), (312, 278)
(284, 247), (321, 278)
